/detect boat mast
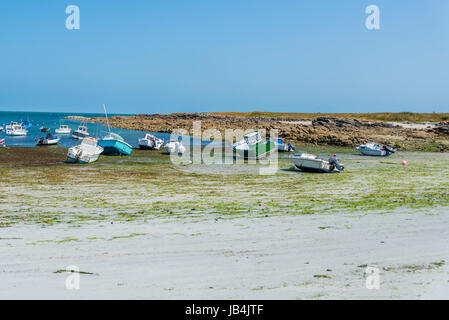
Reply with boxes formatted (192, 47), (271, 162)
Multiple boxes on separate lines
(103, 104), (111, 133)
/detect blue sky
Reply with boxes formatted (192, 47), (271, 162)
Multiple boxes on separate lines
(0, 0), (448, 114)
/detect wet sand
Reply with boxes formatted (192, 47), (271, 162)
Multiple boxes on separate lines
(1, 147), (449, 299)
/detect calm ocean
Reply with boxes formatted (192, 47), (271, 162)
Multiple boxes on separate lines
(0, 111), (203, 148)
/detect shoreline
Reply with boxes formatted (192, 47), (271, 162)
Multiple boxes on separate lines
(67, 112), (449, 152)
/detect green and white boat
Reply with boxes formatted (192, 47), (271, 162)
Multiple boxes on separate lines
(233, 131), (275, 159)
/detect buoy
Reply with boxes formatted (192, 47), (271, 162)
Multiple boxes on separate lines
(402, 160), (407, 165)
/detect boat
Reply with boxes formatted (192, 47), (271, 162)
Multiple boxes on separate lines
(356, 142), (396, 157)
(291, 153), (344, 173)
(0, 138), (5, 146)
(72, 125), (89, 139)
(40, 126), (50, 132)
(273, 138), (295, 152)
(164, 139), (186, 154)
(55, 124), (72, 134)
(35, 133), (60, 146)
(22, 120), (32, 129)
(234, 131), (275, 159)
(5, 122), (19, 130)
(97, 104), (133, 155)
(6, 124), (28, 136)
(67, 137), (103, 163)
(98, 132), (133, 155)
(138, 133), (164, 150)
(0, 126), (3, 132)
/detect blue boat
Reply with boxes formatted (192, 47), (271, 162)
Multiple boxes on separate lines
(98, 133), (133, 155)
(22, 120), (32, 129)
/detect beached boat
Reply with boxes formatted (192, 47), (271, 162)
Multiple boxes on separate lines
(55, 124), (71, 134)
(273, 138), (296, 152)
(6, 124), (28, 136)
(97, 104), (133, 155)
(72, 125), (89, 139)
(67, 137), (103, 163)
(234, 131), (275, 159)
(138, 133), (164, 150)
(356, 142), (396, 157)
(164, 139), (186, 154)
(291, 153), (344, 173)
(40, 126), (50, 132)
(98, 132), (133, 155)
(35, 133), (60, 146)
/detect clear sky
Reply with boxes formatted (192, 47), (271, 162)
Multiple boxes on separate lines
(0, 0), (448, 114)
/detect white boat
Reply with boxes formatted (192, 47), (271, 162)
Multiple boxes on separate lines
(138, 133), (164, 150)
(35, 133), (60, 146)
(5, 122), (19, 130)
(67, 137), (103, 163)
(6, 124), (28, 136)
(55, 125), (71, 134)
(234, 131), (275, 159)
(0, 126), (3, 132)
(72, 125), (89, 139)
(273, 138), (295, 152)
(164, 139), (186, 154)
(291, 153), (344, 173)
(356, 142), (396, 157)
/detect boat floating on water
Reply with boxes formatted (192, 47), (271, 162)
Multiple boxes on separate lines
(72, 125), (89, 139)
(35, 133), (60, 146)
(234, 131), (275, 159)
(138, 133), (164, 150)
(291, 153), (344, 173)
(6, 123), (28, 136)
(55, 124), (72, 134)
(98, 132), (133, 155)
(0, 138), (5, 146)
(67, 137), (103, 163)
(40, 126), (50, 132)
(22, 120), (32, 129)
(164, 139), (186, 154)
(356, 142), (396, 157)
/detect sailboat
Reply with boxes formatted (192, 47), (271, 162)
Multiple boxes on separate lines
(97, 104), (133, 155)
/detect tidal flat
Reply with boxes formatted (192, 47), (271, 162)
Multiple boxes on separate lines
(1, 146), (449, 299)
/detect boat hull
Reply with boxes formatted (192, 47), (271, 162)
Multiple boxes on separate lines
(55, 129), (71, 134)
(67, 154), (100, 164)
(72, 132), (89, 139)
(36, 138), (60, 146)
(6, 130), (27, 136)
(98, 139), (133, 155)
(138, 138), (163, 150)
(235, 141), (275, 159)
(357, 149), (387, 156)
(292, 156), (342, 173)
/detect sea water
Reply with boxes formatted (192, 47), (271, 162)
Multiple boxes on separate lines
(0, 111), (216, 148)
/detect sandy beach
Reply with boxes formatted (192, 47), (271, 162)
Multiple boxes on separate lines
(1, 146), (448, 299)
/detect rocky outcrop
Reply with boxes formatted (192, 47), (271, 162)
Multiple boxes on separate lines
(77, 113), (449, 151)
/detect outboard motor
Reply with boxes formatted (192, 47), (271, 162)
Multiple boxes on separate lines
(287, 143), (296, 152)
